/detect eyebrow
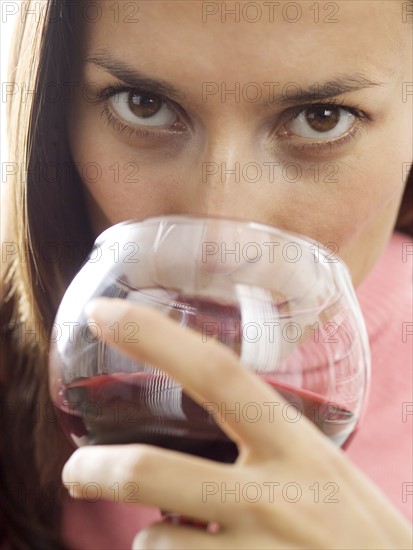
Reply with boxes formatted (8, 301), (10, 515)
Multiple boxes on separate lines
(85, 50), (386, 106)
(85, 51), (186, 102)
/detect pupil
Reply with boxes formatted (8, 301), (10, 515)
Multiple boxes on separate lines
(130, 93), (162, 118)
(306, 106), (340, 132)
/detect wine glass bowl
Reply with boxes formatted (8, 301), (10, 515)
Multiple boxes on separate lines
(49, 215), (370, 459)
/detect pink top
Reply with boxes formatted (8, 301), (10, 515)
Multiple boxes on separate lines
(346, 232), (412, 521)
(62, 232), (413, 549)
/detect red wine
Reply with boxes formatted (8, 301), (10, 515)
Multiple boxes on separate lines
(56, 372), (356, 461)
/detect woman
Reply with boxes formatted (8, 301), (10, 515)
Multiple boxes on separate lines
(1, 0), (412, 548)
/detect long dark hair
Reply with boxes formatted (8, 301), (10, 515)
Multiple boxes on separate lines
(1, 1), (93, 548)
(1, 1), (412, 548)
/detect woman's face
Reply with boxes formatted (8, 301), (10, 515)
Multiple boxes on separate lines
(68, 0), (412, 286)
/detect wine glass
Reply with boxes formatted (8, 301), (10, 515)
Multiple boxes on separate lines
(48, 215), (370, 525)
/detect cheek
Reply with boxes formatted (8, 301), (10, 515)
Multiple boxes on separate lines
(329, 165), (397, 242)
(292, 116), (410, 254)
(68, 113), (187, 232)
(255, 144), (407, 288)
(75, 160), (182, 232)
(306, 155), (406, 285)
(271, 161), (401, 253)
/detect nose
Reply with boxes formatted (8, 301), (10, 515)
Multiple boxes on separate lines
(184, 121), (274, 222)
(176, 123), (279, 274)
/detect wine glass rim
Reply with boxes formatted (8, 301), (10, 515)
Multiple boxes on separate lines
(96, 215), (346, 268)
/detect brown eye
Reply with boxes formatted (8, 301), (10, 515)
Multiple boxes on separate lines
(129, 93), (163, 118)
(305, 106), (340, 132)
(285, 105), (356, 139)
(109, 91), (177, 127)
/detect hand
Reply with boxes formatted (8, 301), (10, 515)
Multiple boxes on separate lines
(62, 298), (412, 550)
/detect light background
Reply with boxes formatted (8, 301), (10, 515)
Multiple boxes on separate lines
(1, 3), (20, 196)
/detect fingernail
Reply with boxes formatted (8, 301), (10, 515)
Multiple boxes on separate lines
(61, 458), (81, 498)
(61, 447), (88, 484)
(61, 451), (78, 484)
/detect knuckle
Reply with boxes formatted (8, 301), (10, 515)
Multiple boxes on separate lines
(117, 445), (156, 480)
(132, 529), (152, 550)
(132, 524), (170, 550)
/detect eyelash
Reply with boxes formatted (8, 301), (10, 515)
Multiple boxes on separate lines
(97, 84), (369, 151)
(101, 105), (168, 139)
(98, 84), (183, 139)
(279, 99), (368, 152)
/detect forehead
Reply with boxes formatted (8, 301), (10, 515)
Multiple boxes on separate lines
(77, 1), (403, 86)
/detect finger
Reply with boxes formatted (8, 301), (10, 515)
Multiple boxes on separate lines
(132, 522), (223, 550)
(62, 444), (239, 525)
(85, 298), (316, 457)
(132, 522), (293, 550)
